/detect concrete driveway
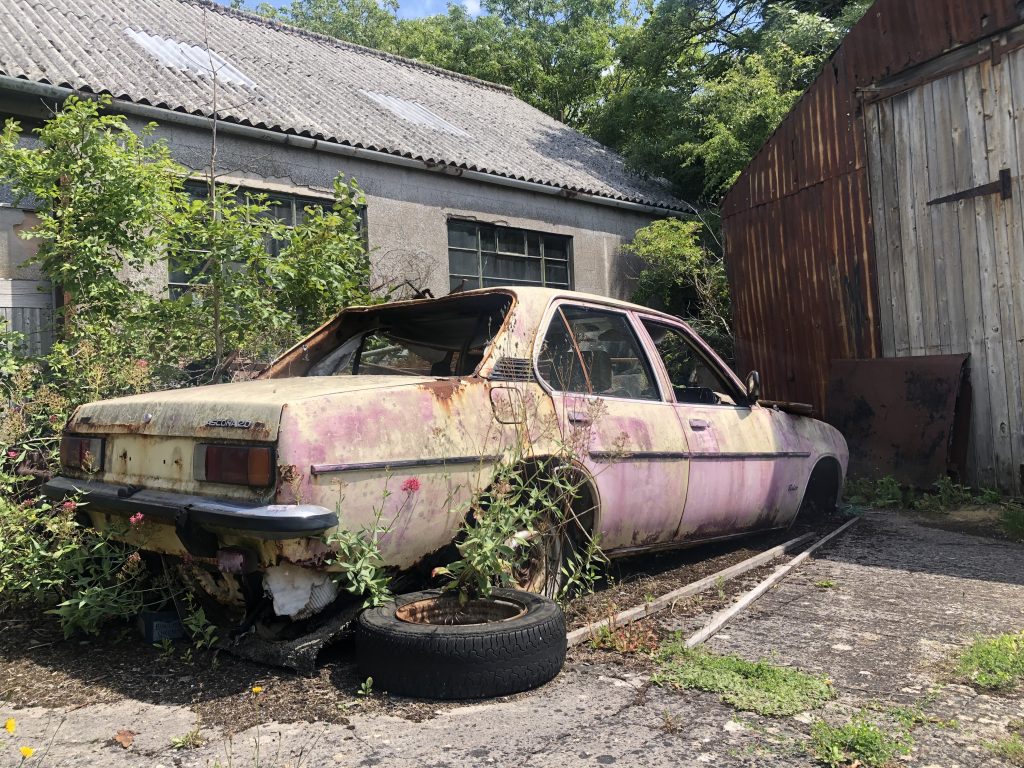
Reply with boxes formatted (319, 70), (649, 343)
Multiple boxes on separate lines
(3, 510), (1022, 767)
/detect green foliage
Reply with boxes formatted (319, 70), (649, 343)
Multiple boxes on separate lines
(810, 711), (913, 768)
(433, 457), (601, 602)
(0, 96), (182, 321)
(1002, 502), (1024, 542)
(357, 676), (374, 696)
(0, 495), (167, 637)
(955, 631), (1024, 690)
(652, 639), (835, 716)
(325, 508), (394, 608)
(625, 218), (731, 356)
(843, 476), (905, 509)
(987, 733), (1024, 766)
(913, 476), (976, 512)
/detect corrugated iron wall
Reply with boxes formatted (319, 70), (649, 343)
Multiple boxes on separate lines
(721, 0), (1022, 413)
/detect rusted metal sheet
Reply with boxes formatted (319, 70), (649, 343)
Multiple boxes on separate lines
(825, 355), (970, 488)
(721, 0), (1020, 418)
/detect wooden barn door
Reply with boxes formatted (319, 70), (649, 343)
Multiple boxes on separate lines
(864, 51), (1024, 494)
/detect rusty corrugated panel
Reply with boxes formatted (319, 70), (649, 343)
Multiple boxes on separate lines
(825, 355), (971, 487)
(721, 0), (1020, 417)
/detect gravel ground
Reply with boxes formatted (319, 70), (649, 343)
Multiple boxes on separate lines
(1, 509), (1021, 767)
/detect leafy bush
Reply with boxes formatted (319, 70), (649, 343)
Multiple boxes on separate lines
(1001, 502), (1024, 542)
(0, 496), (168, 636)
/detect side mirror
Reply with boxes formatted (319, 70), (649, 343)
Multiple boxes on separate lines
(745, 370), (761, 402)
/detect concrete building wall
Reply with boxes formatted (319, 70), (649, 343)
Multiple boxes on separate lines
(152, 119), (655, 300)
(0, 98), (661, 353)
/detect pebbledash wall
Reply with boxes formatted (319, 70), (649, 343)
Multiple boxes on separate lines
(0, 104), (658, 354)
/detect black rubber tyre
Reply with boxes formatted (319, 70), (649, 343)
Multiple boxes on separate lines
(355, 588), (566, 700)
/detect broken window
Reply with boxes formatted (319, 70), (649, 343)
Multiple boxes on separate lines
(307, 293), (511, 377)
(447, 219), (572, 293)
(538, 305), (659, 401)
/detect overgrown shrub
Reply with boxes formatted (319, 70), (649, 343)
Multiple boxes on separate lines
(0, 496), (168, 636)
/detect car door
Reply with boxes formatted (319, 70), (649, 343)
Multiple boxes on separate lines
(535, 302), (690, 551)
(637, 319), (809, 541)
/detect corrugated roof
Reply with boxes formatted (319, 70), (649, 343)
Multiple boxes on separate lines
(0, 0), (684, 212)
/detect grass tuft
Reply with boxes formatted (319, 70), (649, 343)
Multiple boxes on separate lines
(652, 638), (834, 716)
(810, 711), (913, 768)
(955, 631), (1024, 690)
(1002, 502), (1024, 542)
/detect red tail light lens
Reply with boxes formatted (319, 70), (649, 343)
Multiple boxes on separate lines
(60, 435), (105, 472)
(195, 444), (274, 487)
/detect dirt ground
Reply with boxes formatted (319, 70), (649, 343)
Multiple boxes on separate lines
(1, 509), (1022, 767)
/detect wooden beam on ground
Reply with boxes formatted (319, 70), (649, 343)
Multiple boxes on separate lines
(565, 531), (818, 648)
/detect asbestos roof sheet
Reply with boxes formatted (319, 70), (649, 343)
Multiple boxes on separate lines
(0, 0), (684, 211)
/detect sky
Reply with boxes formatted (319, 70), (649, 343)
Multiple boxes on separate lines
(226, 0), (480, 21)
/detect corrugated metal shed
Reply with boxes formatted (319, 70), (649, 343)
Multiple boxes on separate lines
(721, 0), (1022, 412)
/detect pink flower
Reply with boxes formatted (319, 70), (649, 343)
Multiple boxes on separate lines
(401, 477), (421, 493)
(62, 500), (77, 511)
(6, 450), (18, 459)
(135, 359), (149, 368)
(129, 512), (144, 526)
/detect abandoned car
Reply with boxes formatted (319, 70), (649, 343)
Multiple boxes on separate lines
(44, 287), (848, 623)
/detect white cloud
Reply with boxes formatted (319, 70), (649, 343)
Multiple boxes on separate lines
(462, 0), (481, 15)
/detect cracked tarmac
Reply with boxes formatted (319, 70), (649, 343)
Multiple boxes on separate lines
(2, 510), (1022, 767)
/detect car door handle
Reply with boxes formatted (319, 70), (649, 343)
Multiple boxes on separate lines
(688, 419), (710, 431)
(569, 412), (592, 425)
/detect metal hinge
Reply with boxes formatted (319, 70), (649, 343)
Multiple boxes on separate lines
(927, 168), (1012, 206)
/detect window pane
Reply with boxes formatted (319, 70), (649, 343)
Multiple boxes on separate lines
(560, 306), (659, 401)
(497, 227), (525, 254)
(543, 236), (568, 261)
(483, 253), (541, 283)
(643, 322), (737, 406)
(544, 262), (569, 287)
(478, 225), (497, 253)
(448, 220), (478, 249)
(527, 232), (541, 257)
(537, 314), (588, 393)
(448, 249), (479, 277)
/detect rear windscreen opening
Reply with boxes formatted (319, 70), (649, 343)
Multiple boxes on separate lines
(302, 293), (513, 378)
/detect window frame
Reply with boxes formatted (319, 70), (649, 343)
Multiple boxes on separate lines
(533, 301), (664, 404)
(638, 317), (750, 408)
(447, 217), (573, 292)
(168, 181), (365, 297)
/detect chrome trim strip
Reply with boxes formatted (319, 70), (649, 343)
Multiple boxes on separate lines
(310, 455), (502, 475)
(589, 450), (811, 462)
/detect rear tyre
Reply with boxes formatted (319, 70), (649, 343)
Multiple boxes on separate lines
(356, 588), (566, 700)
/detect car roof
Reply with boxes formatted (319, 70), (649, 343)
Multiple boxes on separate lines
(366, 286), (685, 325)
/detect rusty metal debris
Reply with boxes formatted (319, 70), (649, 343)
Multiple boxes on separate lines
(825, 355), (970, 488)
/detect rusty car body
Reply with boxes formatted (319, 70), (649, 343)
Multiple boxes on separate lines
(44, 287), (848, 621)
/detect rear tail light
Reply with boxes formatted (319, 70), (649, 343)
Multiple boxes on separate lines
(194, 444), (274, 487)
(60, 435), (105, 472)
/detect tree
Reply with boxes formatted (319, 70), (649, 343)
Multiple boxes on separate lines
(246, 0), (402, 51)
(0, 95), (376, 394)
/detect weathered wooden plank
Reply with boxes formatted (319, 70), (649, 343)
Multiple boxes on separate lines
(929, 73), (969, 354)
(912, 81), (942, 354)
(921, 79), (951, 353)
(948, 68), (993, 486)
(1008, 48), (1024, 493)
(990, 49), (1024, 493)
(893, 92), (926, 355)
(966, 61), (1013, 487)
(860, 102), (892, 354)
(875, 97), (908, 356)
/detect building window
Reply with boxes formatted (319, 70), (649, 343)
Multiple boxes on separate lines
(447, 219), (572, 293)
(169, 182), (364, 297)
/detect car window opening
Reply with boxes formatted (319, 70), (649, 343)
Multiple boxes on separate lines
(307, 294), (511, 377)
(642, 320), (739, 406)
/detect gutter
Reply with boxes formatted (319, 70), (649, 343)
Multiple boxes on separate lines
(0, 76), (692, 217)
